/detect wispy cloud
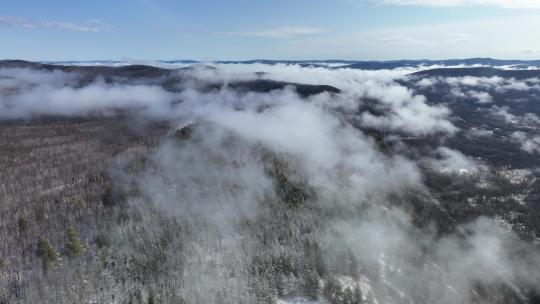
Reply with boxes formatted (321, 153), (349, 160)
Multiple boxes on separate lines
(0, 16), (111, 32)
(279, 15), (540, 59)
(370, 0), (540, 9)
(224, 26), (322, 38)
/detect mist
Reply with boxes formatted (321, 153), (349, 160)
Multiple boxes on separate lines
(1, 62), (539, 304)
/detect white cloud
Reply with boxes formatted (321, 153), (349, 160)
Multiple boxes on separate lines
(471, 91), (491, 103)
(0, 16), (110, 32)
(420, 76), (540, 98)
(224, 26), (322, 38)
(0, 64), (457, 137)
(0, 68), (172, 118)
(372, 0), (540, 9)
(467, 127), (493, 137)
(467, 90), (493, 103)
(489, 106), (517, 123)
(198, 63), (457, 135)
(512, 131), (540, 154)
(431, 147), (479, 173)
(359, 84), (457, 135)
(283, 15), (540, 59)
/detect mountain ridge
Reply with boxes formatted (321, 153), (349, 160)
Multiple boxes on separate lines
(3, 57), (540, 70)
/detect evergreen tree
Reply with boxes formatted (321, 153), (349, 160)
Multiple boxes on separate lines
(36, 238), (57, 273)
(324, 276), (342, 304)
(302, 268), (320, 300)
(66, 225), (82, 258)
(254, 278), (275, 304)
(96, 229), (111, 249)
(343, 287), (354, 304)
(353, 284), (363, 304)
(35, 206), (46, 224)
(148, 290), (156, 304)
(18, 216), (29, 236)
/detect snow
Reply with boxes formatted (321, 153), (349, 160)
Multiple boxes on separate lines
(500, 169), (534, 185)
(277, 298), (322, 304)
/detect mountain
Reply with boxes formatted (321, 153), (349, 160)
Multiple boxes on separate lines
(0, 60), (340, 96)
(35, 57), (540, 70)
(341, 58), (540, 70)
(1, 60), (539, 304)
(410, 67), (540, 79)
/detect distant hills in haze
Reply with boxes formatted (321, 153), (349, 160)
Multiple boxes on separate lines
(29, 58), (540, 70)
(410, 67), (540, 79)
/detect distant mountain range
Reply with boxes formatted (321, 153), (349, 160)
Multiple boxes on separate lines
(4, 60), (540, 83)
(410, 67), (540, 79)
(29, 58), (540, 70)
(0, 60), (340, 96)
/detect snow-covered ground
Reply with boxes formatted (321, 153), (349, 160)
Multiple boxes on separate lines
(277, 297), (324, 304)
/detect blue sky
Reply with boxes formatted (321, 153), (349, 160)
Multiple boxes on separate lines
(1, 0), (540, 60)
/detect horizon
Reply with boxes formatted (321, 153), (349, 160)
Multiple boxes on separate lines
(4, 57), (540, 64)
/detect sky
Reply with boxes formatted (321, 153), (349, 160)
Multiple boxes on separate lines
(1, 0), (540, 61)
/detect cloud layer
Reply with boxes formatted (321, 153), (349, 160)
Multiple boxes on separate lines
(0, 63), (457, 136)
(224, 26), (323, 38)
(2, 62), (539, 303)
(0, 16), (110, 32)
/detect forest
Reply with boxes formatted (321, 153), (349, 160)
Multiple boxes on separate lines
(0, 61), (539, 304)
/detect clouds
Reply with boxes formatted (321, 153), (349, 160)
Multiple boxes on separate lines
(3, 62), (540, 303)
(415, 75), (540, 106)
(467, 127), (493, 137)
(224, 26), (322, 38)
(512, 131), (540, 154)
(187, 63), (457, 135)
(327, 211), (540, 304)
(0, 16), (110, 32)
(285, 15), (540, 60)
(447, 76), (540, 93)
(2, 69), (438, 209)
(465, 90), (493, 103)
(0, 68), (173, 119)
(429, 147), (480, 173)
(488, 106), (518, 123)
(446, 87), (494, 104)
(0, 63), (459, 138)
(142, 90), (423, 219)
(139, 125), (277, 221)
(370, 0), (540, 9)
(2, 0), (540, 60)
(129, 68), (431, 303)
(0, 62), (457, 200)
(360, 89), (457, 135)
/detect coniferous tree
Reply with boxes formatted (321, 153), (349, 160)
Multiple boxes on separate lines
(353, 284), (363, 304)
(302, 268), (320, 300)
(18, 216), (29, 236)
(36, 238), (57, 273)
(148, 290), (156, 304)
(324, 276), (342, 304)
(66, 225), (82, 258)
(35, 206), (46, 224)
(343, 287), (354, 304)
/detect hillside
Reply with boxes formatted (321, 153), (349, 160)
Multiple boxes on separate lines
(0, 61), (539, 304)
